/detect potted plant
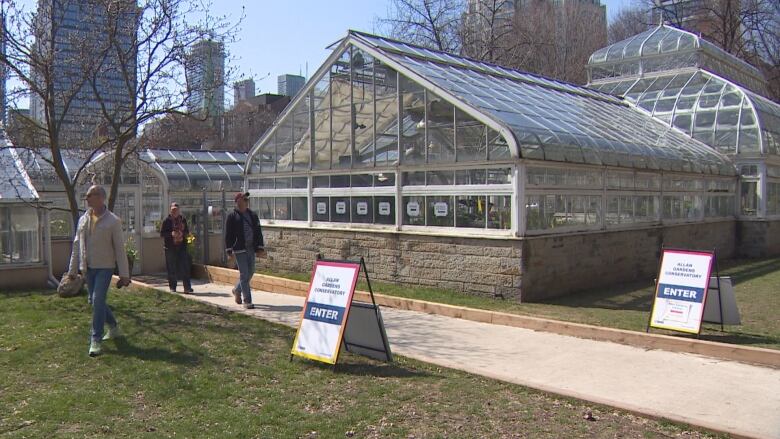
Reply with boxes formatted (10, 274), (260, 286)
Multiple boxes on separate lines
(125, 235), (138, 274)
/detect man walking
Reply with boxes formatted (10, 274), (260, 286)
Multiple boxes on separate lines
(68, 185), (131, 357)
(225, 192), (264, 309)
(160, 202), (193, 293)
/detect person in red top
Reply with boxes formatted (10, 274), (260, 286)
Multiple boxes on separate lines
(159, 202), (193, 293)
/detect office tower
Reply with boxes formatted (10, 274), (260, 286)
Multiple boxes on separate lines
(277, 74), (305, 97)
(233, 78), (255, 104)
(185, 38), (225, 123)
(29, 0), (138, 147)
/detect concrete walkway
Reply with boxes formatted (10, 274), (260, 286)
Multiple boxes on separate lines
(138, 277), (780, 439)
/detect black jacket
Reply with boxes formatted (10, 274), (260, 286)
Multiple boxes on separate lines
(160, 215), (189, 249)
(225, 208), (264, 253)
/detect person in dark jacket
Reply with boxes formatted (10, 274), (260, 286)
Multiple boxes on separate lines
(225, 192), (265, 309)
(159, 202), (193, 293)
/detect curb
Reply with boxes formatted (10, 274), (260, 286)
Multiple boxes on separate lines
(193, 264), (780, 370)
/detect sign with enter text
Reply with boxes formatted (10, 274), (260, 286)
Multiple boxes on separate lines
(291, 260), (360, 364)
(650, 249), (715, 334)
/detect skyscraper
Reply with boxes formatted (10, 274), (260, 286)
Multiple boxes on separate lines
(233, 78), (255, 104)
(277, 74), (305, 97)
(185, 39), (225, 123)
(30, 0), (138, 147)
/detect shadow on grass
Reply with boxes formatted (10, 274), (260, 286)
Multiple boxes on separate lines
(721, 257), (780, 285)
(698, 330), (780, 347)
(112, 336), (201, 365)
(540, 280), (656, 312)
(333, 360), (433, 379)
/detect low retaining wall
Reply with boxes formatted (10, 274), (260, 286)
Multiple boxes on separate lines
(260, 226), (523, 300)
(258, 222), (736, 302)
(0, 264), (50, 290)
(738, 219), (780, 257)
(521, 220), (737, 301)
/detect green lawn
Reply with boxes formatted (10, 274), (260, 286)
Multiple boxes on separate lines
(0, 289), (724, 438)
(260, 256), (780, 350)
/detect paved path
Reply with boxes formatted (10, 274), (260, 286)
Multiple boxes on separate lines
(140, 277), (780, 439)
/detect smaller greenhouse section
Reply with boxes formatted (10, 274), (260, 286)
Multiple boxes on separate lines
(587, 24), (780, 221)
(0, 137), (53, 289)
(19, 147), (247, 275)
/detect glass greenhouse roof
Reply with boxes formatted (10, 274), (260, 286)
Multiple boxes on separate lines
(588, 24), (768, 97)
(0, 141), (38, 201)
(589, 71), (780, 156)
(14, 148), (99, 186)
(139, 149), (248, 185)
(349, 31), (736, 175)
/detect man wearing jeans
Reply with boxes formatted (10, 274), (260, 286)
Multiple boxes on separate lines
(224, 192), (264, 309)
(68, 185), (131, 357)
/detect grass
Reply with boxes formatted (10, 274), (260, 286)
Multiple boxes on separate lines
(259, 256), (780, 350)
(0, 288), (725, 438)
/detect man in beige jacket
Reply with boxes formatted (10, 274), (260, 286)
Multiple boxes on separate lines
(68, 185), (131, 357)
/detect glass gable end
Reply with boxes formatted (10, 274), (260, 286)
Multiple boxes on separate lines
(588, 24), (769, 98)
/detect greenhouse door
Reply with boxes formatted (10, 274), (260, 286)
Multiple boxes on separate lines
(114, 188), (142, 275)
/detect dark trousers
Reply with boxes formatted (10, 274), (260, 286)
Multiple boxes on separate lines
(165, 246), (192, 291)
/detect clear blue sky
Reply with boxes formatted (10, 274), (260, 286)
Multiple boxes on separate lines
(226, 0), (636, 101)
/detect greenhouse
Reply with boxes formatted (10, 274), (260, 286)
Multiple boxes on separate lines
(0, 139), (54, 289)
(19, 148), (247, 275)
(587, 24), (780, 220)
(245, 30), (745, 301)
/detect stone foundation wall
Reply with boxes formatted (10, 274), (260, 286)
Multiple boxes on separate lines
(260, 221), (738, 303)
(737, 220), (780, 258)
(261, 226), (523, 300)
(521, 221), (737, 301)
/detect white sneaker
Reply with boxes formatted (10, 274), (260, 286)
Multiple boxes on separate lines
(102, 325), (121, 341)
(89, 340), (102, 357)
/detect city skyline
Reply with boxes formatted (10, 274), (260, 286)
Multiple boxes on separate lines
(8, 0), (635, 112)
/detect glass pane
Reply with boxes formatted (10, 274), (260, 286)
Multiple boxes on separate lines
(427, 170), (454, 185)
(426, 91), (455, 163)
(402, 171), (425, 186)
(351, 196), (372, 223)
(293, 110), (310, 171)
(313, 197), (329, 221)
(427, 196), (454, 227)
(351, 174), (373, 187)
(331, 105), (352, 168)
(376, 94), (399, 166)
(740, 181), (758, 216)
(353, 100), (375, 168)
(292, 197), (307, 221)
(456, 109), (487, 162)
(402, 196), (425, 225)
(258, 198), (273, 219)
(400, 76), (425, 165)
(487, 195), (511, 229)
(456, 196), (486, 228)
(330, 197), (350, 222)
(455, 169), (484, 185)
(312, 109), (331, 170)
(275, 198), (291, 220)
(374, 196), (395, 224)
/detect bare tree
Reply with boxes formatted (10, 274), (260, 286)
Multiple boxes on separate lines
(461, 0), (515, 63)
(83, 0), (240, 211)
(139, 112), (217, 150)
(608, 5), (653, 44)
(376, 0), (463, 52)
(0, 0), (113, 228)
(0, 0), (240, 229)
(508, 0), (608, 84)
